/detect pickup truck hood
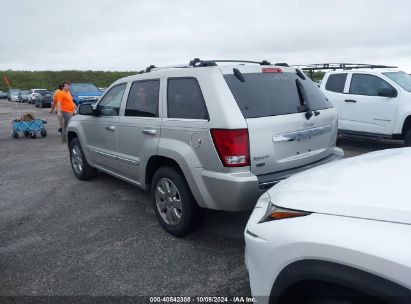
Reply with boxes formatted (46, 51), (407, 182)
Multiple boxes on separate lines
(268, 148), (411, 225)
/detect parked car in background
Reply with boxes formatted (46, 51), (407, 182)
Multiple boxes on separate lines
(0, 91), (7, 99)
(34, 90), (52, 108)
(70, 83), (103, 105)
(67, 58), (343, 236)
(9, 89), (20, 102)
(245, 148), (411, 304)
(320, 66), (411, 146)
(28, 89), (48, 104)
(18, 90), (30, 103)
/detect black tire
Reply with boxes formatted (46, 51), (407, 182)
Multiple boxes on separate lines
(23, 131), (30, 137)
(404, 129), (411, 147)
(69, 137), (97, 180)
(151, 166), (204, 237)
(290, 283), (382, 304)
(12, 131), (18, 139)
(40, 129), (47, 137)
(30, 132), (37, 139)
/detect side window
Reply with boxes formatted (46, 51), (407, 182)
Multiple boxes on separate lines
(125, 80), (160, 117)
(349, 74), (393, 96)
(97, 83), (127, 116)
(325, 73), (347, 93)
(167, 78), (209, 120)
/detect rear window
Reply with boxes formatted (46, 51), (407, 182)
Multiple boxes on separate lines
(224, 72), (332, 119)
(325, 73), (347, 93)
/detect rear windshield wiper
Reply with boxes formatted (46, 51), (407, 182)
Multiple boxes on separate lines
(296, 79), (322, 120)
(233, 68), (245, 82)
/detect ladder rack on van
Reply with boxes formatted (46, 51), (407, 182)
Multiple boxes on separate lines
(295, 63), (398, 79)
(297, 63), (397, 71)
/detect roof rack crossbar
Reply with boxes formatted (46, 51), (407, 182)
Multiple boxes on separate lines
(189, 58), (272, 67)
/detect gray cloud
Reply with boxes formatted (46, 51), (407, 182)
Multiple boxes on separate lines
(1, 0), (410, 72)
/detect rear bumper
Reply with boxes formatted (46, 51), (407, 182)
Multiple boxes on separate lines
(188, 147), (344, 212)
(189, 168), (260, 211)
(257, 147), (344, 191)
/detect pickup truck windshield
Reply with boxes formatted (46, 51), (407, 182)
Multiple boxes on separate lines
(224, 72), (332, 119)
(71, 84), (99, 94)
(383, 72), (411, 92)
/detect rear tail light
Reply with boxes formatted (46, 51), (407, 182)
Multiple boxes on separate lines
(210, 129), (250, 167)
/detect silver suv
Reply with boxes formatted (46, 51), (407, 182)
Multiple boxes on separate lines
(67, 59), (343, 236)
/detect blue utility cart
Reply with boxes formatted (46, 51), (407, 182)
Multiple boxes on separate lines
(12, 119), (47, 139)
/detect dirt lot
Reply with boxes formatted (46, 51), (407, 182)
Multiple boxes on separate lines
(0, 99), (404, 298)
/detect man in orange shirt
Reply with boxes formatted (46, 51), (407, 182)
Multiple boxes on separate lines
(57, 81), (77, 143)
(51, 84), (63, 132)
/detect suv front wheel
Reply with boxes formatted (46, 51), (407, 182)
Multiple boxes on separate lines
(151, 166), (203, 237)
(69, 137), (97, 180)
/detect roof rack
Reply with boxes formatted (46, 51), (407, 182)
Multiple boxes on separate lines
(139, 58), (284, 74)
(189, 58), (272, 67)
(297, 63), (398, 71)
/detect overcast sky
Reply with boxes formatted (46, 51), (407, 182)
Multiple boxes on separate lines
(1, 0), (411, 72)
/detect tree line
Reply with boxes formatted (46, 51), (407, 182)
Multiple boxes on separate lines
(0, 70), (326, 92)
(0, 70), (137, 92)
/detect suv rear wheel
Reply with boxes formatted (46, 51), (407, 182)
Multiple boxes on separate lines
(151, 166), (203, 236)
(69, 137), (97, 180)
(404, 128), (411, 147)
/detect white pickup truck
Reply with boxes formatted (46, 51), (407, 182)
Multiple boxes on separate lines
(320, 68), (411, 146)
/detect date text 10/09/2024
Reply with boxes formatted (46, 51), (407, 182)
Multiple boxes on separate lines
(149, 297), (257, 303)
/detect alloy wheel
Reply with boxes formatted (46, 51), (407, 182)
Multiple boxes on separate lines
(155, 178), (182, 226)
(71, 145), (84, 175)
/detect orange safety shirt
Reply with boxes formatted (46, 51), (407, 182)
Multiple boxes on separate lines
(58, 90), (75, 113)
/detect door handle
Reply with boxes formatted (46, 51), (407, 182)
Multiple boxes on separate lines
(105, 125), (116, 131)
(344, 99), (357, 103)
(142, 129), (157, 135)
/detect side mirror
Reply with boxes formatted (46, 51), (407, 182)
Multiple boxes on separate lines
(378, 88), (397, 98)
(78, 103), (95, 115)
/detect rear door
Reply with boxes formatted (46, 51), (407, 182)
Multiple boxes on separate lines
(223, 66), (337, 176)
